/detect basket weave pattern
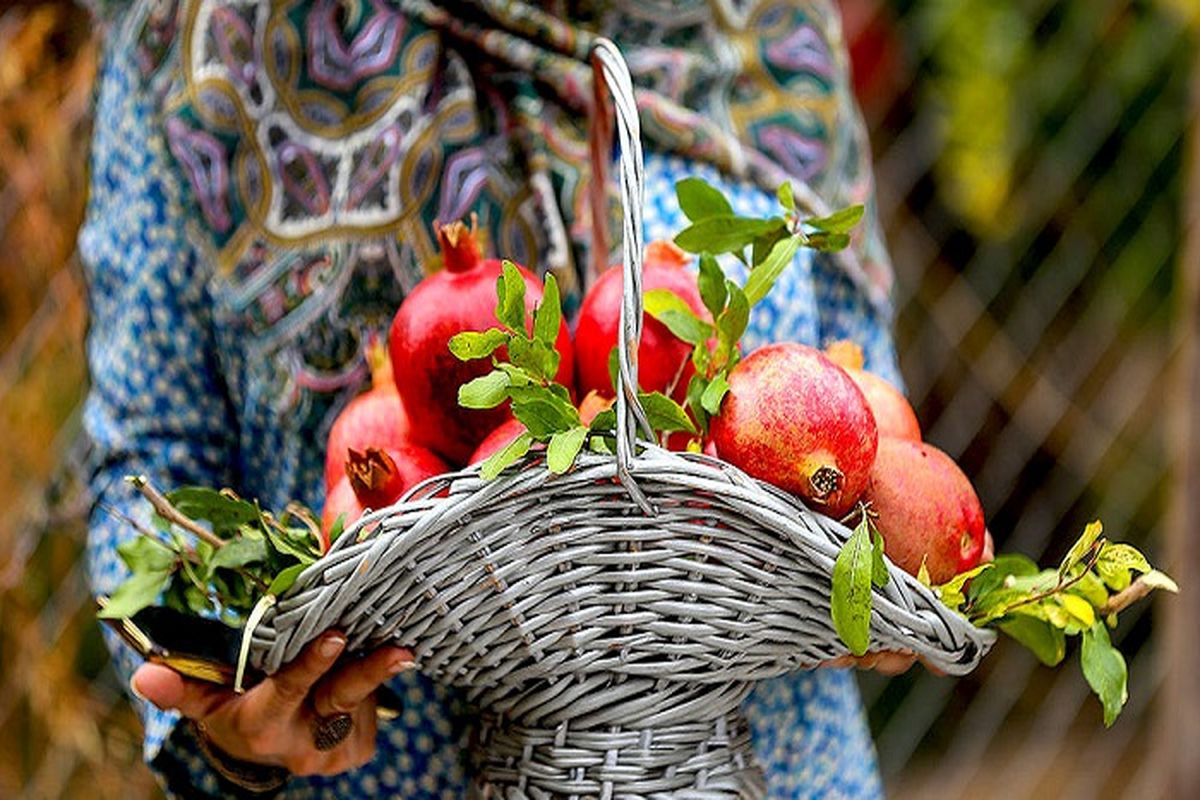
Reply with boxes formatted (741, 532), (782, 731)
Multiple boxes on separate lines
(247, 41), (994, 798)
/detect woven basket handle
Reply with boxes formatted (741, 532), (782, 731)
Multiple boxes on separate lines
(590, 39), (654, 488)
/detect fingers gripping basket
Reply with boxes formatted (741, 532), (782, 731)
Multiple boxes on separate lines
(247, 40), (995, 798)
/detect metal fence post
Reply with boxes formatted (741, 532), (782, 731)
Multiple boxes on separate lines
(1163, 38), (1200, 800)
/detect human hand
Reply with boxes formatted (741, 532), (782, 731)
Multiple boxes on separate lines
(131, 631), (412, 776)
(820, 650), (943, 676)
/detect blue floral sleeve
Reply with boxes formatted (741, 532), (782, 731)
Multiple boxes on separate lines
(80, 34), (248, 798)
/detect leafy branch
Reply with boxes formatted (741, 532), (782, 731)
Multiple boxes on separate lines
(97, 480), (325, 625)
(832, 518), (1175, 727)
(451, 262), (696, 479)
(642, 178), (864, 440)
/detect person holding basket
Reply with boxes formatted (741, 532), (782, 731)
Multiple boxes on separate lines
(83, 0), (909, 796)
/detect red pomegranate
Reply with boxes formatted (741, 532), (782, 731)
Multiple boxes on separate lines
(324, 341), (411, 489)
(710, 343), (878, 518)
(862, 438), (986, 584)
(824, 340), (921, 442)
(574, 240), (706, 402)
(321, 445), (449, 549)
(388, 220), (575, 466)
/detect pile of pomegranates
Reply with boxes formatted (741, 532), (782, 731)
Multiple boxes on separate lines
(320, 218), (988, 593)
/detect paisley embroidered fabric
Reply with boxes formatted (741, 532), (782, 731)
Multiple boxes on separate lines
(82, 0), (897, 796)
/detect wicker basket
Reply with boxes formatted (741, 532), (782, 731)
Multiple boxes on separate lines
(245, 40), (995, 799)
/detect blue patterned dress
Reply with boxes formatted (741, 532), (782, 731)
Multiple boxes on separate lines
(83, 1), (898, 797)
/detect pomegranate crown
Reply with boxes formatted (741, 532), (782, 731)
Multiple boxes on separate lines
(435, 214), (482, 274)
(345, 447), (400, 503)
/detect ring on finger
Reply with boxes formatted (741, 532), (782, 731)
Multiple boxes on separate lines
(310, 711), (354, 751)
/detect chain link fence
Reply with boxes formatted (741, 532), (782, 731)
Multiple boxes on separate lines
(0, 1), (1194, 797)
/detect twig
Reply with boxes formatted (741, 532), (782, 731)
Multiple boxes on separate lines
(970, 539), (1105, 623)
(1099, 576), (1155, 616)
(125, 475), (224, 549)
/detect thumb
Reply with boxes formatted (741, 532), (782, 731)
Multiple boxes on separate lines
(131, 663), (230, 719)
(258, 632), (346, 715)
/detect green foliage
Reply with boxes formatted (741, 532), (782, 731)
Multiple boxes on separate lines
(924, 522), (1172, 725)
(651, 178), (863, 444)
(451, 268), (698, 477)
(830, 514), (1170, 725)
(831, 518), (890, 656)
(97, 481), (325, 625)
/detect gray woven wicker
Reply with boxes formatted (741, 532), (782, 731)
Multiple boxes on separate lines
(245, 40), (995, 799)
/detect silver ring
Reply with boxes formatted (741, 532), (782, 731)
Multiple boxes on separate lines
(311, 712), (353, 751)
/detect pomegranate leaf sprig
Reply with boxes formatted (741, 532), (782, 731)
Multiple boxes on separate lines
(450, 262), (696, 479)
(836, 519), (1173, 727)
(644, 178), (864, 439)
(930, 521), (1174, 726)
(97, 477), (325, 625)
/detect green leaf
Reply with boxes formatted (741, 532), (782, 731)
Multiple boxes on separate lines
(676, 177), (734, 221)
(674, 216), (780, 255)
(777, 181), (796, 212)
(697, 254), (728, 320)
(715, 283), (750, 364)
(458, 370), (511, 409)
(1059, 521), (1105, 578)
(805, 231), (851, 253)
(968, 552), (1038, 600)
(970, 586), (1043, 625)
(588, 407), (617, 433)
(870, 528), (890, 587)
(917, 558), (932, 587)
(165, 487), (259, 537)
(607, 347), (621, 395)
(263, 526), (320, 566)
(480, 432), (533, 479)
(1081, 621), (1128, 727)
(1096, 542), (1151, 579)
(589, 435), (615, 455)
(448, 329), (509, 361)
(509, 386), (580, 436)
(700, 374), (730, 416)
(638, 392), (697, 434)
(183, 584), (212, 615)
(495, 261), (528, 332)
(209, 536), (268, 571)
(1070, 571), (1110, 608)
(831, 519), (875, 656)
(533, 273), (562, 346)
(1096, 558), (1132, 592)
(496, 362), (536, 388)
(326, 513), (347, 547)
(1058, 593), (1096, 628)
(508, 336), (560, 382)
(933, 563), (993, 608)
(644, 289), (713, 345)
(117, 536), (177, 573)
(751, 225), (790, 269)
(267, 563), (307, 597)
(743, 236), (801, 306)
(686, 373), (710, 435)
(97, 569), (173, 619)
(690, 336), (712, 374)
(547, 426), (589, 474)
(805, 204), (864, 235)
(998, 615), (1066, 667)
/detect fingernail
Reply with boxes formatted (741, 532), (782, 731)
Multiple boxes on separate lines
(389, 656), (416, 675)
(320, 635), (346, 659)
(129, 676), (147, 702)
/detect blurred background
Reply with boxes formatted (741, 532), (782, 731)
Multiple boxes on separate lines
(0, 0), (1196, 797)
